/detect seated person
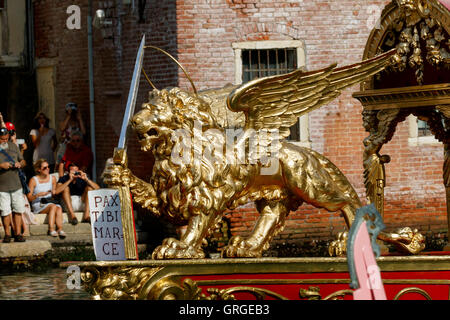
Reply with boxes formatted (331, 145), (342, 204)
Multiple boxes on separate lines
(57, 131), (93, 177)
(55, 162), (99, 224)
(28, 159), (65, 238)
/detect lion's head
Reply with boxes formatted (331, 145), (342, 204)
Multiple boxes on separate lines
(132, 88), (217, 153)
(130, 87), (246, 221)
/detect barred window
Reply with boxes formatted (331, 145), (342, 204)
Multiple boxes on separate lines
(417, 119), (432, 137)
(241, 48), (299, 140)
(242, 48), (297, 82)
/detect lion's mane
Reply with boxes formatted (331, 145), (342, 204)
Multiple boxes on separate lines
(146, 88), (255, 223)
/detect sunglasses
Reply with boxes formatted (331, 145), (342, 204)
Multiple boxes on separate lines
(71, 139), (81, 142)
(41, 166), (49, 170)
(0, 128), (9, 135)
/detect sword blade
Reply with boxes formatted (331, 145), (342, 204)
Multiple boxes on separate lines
(117, 34), (146, 150)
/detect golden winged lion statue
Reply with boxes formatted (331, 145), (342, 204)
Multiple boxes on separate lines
(103, 48), (424, 259)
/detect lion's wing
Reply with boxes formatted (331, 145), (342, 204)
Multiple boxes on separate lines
(199, 84), (245, 129)
(226, 49), (396, 139)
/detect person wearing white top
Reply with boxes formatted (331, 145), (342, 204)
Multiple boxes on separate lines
(27, 159), (66, 239)
(29, 112), (58, 172)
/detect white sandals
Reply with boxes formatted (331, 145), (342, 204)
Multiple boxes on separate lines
(48, 230), (58, 237)
(48, 230), (66, 239)
(58, 230), (67, 239)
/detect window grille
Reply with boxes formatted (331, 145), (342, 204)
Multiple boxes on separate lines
(241, 48), (299, 140)
(417, 119), (432, 137)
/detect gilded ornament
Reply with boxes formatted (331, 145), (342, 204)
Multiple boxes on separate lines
(299, 286), (354, 300)
(102, 46), (426, 258)
(80, 266), (162, 300)
(103, 49), (405, 259)
(69, 256), (450, 300)
(384, 1), (450, 84)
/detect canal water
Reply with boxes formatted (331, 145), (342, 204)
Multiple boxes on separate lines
(0, 268), (91, 300)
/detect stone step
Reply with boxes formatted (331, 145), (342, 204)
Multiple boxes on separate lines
(26, 233), (93, 246)
(34, 211), (85, 225)
(0, 239), (148, 261)
(1, 225), (148, 242)
(1, 230), (148, 247)
(0, 210), (150, 244)
(29, 222), (92, 236)
(0, 216), (91, 237)
(0, 240), (52, 258)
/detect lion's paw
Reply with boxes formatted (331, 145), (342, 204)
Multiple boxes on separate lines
(151, 238), (205, 259)
(328, 232), (348, 257)
(101, 159), (132, 187)
(222, 236), (263, 258)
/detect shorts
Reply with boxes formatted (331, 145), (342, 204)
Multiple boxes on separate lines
(0, 188), (27, 217)
(71, 195), (85, 212)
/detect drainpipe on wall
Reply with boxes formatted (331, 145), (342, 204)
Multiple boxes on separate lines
(26, 0), (34, 72)
(87, 0), (97, 181)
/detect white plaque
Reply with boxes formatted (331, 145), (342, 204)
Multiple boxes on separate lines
(88, 189), (126, 261)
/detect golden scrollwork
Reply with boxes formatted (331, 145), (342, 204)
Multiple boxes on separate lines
(80, 266), (162, 300)
(299, 285), (435, 300)
(69, 257), (450, 300)
(393, 287), (433, 300)
(80, 266), (206, 300)
(102, 49), (418, 259)
(299, 286), (354, 300)
(204, 286), (289, 300)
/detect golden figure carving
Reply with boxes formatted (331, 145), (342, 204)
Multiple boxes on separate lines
(360, 108), (426, 255)
(356, 0), (449, 251)
(386, 0), (450, 84)
(103, 48), (424, 259)
(364, 153), (390, 216)
(328, 232), (349, 257)
(379, 227), (426, 254)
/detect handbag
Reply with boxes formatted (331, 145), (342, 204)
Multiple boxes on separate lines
(0, 148), (30, 194)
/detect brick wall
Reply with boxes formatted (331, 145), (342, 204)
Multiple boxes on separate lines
(33, 0), (178, 180)
(175, 0), (447, 241)
(32, 0), (448, 244)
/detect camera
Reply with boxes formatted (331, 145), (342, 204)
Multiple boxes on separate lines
(66, 102), (78, 112)
(74, 171), (81, 176)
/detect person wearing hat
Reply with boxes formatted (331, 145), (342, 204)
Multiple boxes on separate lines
(4, 121), (35, 236)
(30, 112), (58, 172)
(0, 126), (26, 242)
(5, 122), (28, 156)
